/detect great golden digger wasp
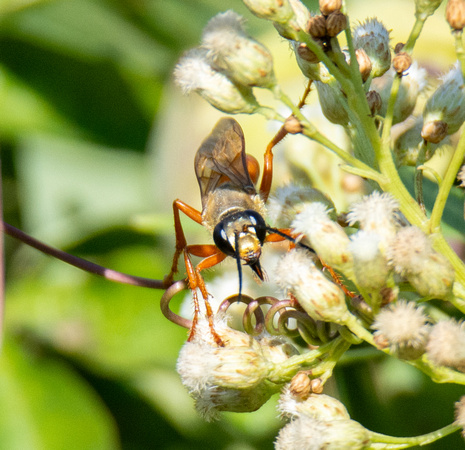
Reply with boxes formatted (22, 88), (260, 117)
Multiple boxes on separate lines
(164, 117), (305, 345)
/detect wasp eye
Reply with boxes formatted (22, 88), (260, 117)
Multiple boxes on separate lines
(213, 221), (235, 256)
(244, 210), (267, 244)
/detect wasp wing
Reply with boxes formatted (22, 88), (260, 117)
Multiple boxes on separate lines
(195, 118), (256, 209)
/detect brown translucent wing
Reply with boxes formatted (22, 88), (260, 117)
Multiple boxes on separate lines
(195, 118), (256, 209)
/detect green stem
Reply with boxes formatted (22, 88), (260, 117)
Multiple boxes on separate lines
(404, 17), (426, 52)
(429, 126), (465, 233)
(454, 30), (465, 76)
(409, 357), (465, 384)
(369, 423), (461, 448)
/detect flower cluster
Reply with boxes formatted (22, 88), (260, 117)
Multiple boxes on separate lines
(171, 0), (465, 447)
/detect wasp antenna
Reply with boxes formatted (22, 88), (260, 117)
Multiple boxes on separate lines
(234, 232), (243, 302)
(265, 226), (315, 253)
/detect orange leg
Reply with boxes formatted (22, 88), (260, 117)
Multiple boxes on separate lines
(259, 80), (313, 202)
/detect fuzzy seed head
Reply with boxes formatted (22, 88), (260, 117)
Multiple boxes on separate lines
(349, 231), (390, 292)
(372, 301), (430, 360)
(279, 387), (350, 420)
(353, 18), (391, 77)
(202, 11), (275, 88)
(426, 319), (465, 372)
(174, 48), (259, 113)
(423, 62), (465, 135)
(347, 192), (400, 243)
(275, 417), (371, 450)
(292, 203), (353, 273)
(275, 249), (349, 323)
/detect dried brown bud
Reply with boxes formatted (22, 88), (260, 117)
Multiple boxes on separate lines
(296, 42), (320, 63)
(284, 115), (303, 134)
(366, 90), (382, 116)
(421, 120), (449, 143)
(326, 10), (347, 36)
(319, 0), (342, 16)
(289, 372), (312, 400)
(447, 0), (465, 30)
(307, 14), (327, 38)
(310, 378), (324, 394)
(392, 52), (412, 74)
(355, 48), (372, 82)
(394, 42), (405, 54)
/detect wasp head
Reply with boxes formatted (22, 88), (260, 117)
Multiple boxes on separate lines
(213, 209), (267, 280)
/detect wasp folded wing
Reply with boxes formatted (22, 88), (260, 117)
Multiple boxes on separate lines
(195, 118), (256, 209)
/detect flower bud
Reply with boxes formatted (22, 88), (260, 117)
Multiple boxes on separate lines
(426, 319), (465, 372)
(292, 203), (353, 275)
(267, 184), (335, 228)
(421, 120), (449, 143)
(355, 48), (372, 82)
(319, 0), (342, 16)
(372, 63), (428, 123)
(288, 372), (312, 400)
(292, 42), (322, 79)
(295, 41), (320, 63)
(386, 226), (455, 299)
(423, 62), (465, 135)
(353, 18), (391, 77)
(242, 0), (294, 23)
(307, 14), (327, 38)
(276, 417), (371, 450)
(372, 301), (430, 360)
(394, 42), (405, 53)
(177, 318), (282, 420)
(273, 0), (311, 39)
(347, 192), (400, 245)
(315, 79), (350, 125)
(415, 0), (443, 19)
(349, 231), (390, 292)
(279, 387), (351, 420)
(202, 11), (276, 88)
(275, 249), (350, 324)
(326, 11), (347, 37)
(284, 115), (303, 134)
(447, 0), (465, 30)
(392, 51), (412, 74)
(174, 48), (259, 114)
(366, 90), (382, 116)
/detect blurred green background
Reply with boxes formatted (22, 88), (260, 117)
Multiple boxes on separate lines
(1, 0), (464, 449)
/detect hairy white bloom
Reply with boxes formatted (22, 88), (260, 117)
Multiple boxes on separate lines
(177, 317), (283, 420)
(202, 11), (275, 88)
(347, 192), (400, 244)
(349, 230), (390, 291)
(426, 319), (465, 372)
(275, 249), (349, 323)
(275, 417), (371, 450)
(278, 388), (350, 420)
(372, 300), (430, 360)
(386, 226), (455, 299)
(174, 48), (259, 113)
(423, 62), (465, 135)
(292, 203), (353, 275)
(267, 184), (334, 228)
(352, 18), (391, 77)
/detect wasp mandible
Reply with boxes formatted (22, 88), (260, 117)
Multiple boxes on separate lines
(165, 117), (301, 344)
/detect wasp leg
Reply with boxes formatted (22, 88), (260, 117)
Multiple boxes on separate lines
(259, 80), (313, 202)
(165, 199), (203, 287)
(185, 245), (227, 346)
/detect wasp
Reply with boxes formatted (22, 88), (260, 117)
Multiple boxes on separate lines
(165, 117), (298, 344)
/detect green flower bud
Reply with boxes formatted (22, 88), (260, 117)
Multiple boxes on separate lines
(315, 79), (350, 125)
(242, 0), (294, 23)
(415, 0), (443, 19)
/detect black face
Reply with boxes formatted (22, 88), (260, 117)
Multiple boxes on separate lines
(213, 209), (267, 258)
